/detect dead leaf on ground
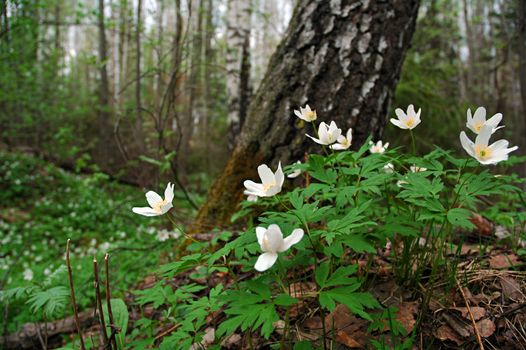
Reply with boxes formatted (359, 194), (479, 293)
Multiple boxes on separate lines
(489, 254), (520, 269)
(435, 325), (464, 346)
(396, 301), (419, 334)
(324, 304), (369, 348)
(288, 282), (316, 298)
(469, 213), (494, 236)
(450, 306), (486, 320)
(500, 276), (524, 301)
(475, 319), (496, 338)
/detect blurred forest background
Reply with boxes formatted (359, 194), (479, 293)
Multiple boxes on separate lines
(1, 0), (525, 190)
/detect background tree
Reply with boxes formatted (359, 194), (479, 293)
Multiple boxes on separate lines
(194, 0), (421, 231)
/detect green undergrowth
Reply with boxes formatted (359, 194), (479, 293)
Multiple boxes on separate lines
(0, 151), (195, 335)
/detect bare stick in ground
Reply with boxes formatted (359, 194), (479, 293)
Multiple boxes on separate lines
(93, 258), (109, 348)
(66, 239), (86, 350)
(104, 254), (118, 350)
(456, 278), (484, 350)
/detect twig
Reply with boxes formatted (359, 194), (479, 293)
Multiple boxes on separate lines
(66, 239), (86, 350)
(456, 278), (484, 350)
(104, 255), (118, 350)
(93, 258), (109, 348)
(154, 323), (181, 340)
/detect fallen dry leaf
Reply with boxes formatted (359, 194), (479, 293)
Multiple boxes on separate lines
(489, 254), (520, 269)
(475, 319), (496, 338)
(469, 213), (494, 236)
(435, 325), (464, 346)
(324, 304), (369, 348)
(500, 276), (524, 301)
(451, 306), (486, 321)
(396, 301), (419, 334)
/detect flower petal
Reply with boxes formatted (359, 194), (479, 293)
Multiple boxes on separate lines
(275, 162), (284, 188)
(279, 228), (304, 252)
(306, 134), (327, 145)
(254, 252), (278, 272)
(395, 108), (407, 121)
(132, 207), (162, 217)
(475, 124), (492, 148)
(145, 191), (163, 208)
(460, 131), (475, 158)
(257, 164), (275, 185)
(256, 227), (266, 246)
(390, 118), (407, 129)
(164, 183), (174, 203)
(473, 107), (486, 124)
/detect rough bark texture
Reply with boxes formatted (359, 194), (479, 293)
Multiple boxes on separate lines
(97, 0), (112, 164)
(193, 0), (420, 232)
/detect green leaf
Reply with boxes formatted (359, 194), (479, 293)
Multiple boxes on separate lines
(447, 208), (475, 229)
(325, 265), (359, 287)
(315, 262), (330, 288)
(274, 293), (298, 306)
(103, 298), (129, 347)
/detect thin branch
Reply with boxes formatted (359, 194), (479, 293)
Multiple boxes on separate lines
(93, 258), (109, 348)
(104, 254), (118, 350)
(66, 239), (86, 350)
(456, 278), (484, 350)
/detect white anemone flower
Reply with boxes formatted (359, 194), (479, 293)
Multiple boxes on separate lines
(383, 163), (395, 173)
(306, 121), (342, 145)
(390, 104), (421, 130)
(466, 107), (503, 134)
(23, 268), (33, 281)
(243, 162), (284, 198)
(287, 161), (302, 178)
(255, 224), (304, 272)
(245, 193), (258, 202)
(294, 104), (317, 122)
(369, 140), (389, 154)
(460, 125), (518, 165)
(132, 183), (175, 216)
(410, 165), (427, 172)
(331, 128), (352, 150)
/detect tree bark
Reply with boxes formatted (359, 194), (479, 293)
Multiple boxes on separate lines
(193, 0), (420, 231)
(518, 0), (526, 179)
(135, 0), (146, 153)
(226, 0), (252, 149)
(97, 0), (112, 165)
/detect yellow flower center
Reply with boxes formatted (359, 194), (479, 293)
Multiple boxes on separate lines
(475, 145), (492, 160)
(153, 199), (167, 213)
(474, 123), (483, 133)
(405, 118), (415, 128)
(306, 111), (316, 120)
(263, 181), (276, 192)
(262, 235), (270, 251)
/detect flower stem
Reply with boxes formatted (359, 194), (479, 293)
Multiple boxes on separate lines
(409, 129), (416, 156)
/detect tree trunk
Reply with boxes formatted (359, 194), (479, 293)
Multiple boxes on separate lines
(97, 0), (111, 165)
(226, 0), (252, 149)
(518, 0), (526, 179)
(135, 0), (146, 153)
(193, 0), (420, 232)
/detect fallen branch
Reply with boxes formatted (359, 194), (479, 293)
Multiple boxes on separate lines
(2, 309), (96, 350)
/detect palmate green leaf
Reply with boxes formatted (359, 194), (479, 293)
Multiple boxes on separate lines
(26, 286), (70, 317)
(217, 302), (279, 339)
(134, 282), (174, 308)
(324, 265), (359, 288)
(342, 234), (376, 253)
(319, 287), (378, 320)
(447, 208), (475, 229)
(303, 183), (330, 198)
(315, 261), (330, 288)
(308, 154), (338, 184)
(273, 293), (298, 306)
(158, 253), (202, 278)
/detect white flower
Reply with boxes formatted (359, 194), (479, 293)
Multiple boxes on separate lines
(246, 194), (258, 202)
(466, 107), (503, 134)
(460, 125), (518, 165)
(287, 161), (302, 178)
(383, 163), (394, 173)
(44, 268), (52, 276)
(132, 182), (174, 216)
(410, 165), (427, 172)
(369, 140), (389, 154)
(294, 104), (317, 122)
(390, 104), (421, 130)
(254, 224), (304, 272)
(243, 162), (284, 198)
(330, 128), (352, 150)
(306, 121), (342, 145)
(23, 268), (33, 281)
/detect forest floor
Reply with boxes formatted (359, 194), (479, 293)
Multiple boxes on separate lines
(1, 151), (525, 349)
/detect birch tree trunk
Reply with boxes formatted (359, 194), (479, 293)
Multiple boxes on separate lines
(226, 0), (252, 149)
(194, 0), (420, 231)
